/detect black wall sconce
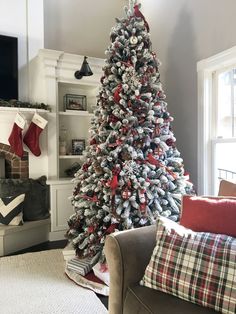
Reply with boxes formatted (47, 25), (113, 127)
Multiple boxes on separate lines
(74, 56), (93, 79)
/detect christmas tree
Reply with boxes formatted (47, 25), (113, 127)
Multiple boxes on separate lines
(67, 0), (193, 262)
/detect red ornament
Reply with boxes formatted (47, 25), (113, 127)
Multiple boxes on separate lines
(121, 126), (129, 134)
(82, 163), (90, 171)
(96, 146), (101, 153)
(121, 60), (132, 67)
(121, 188), (131, 200)
(127, 180), (132, 188)
(166, 138), (175, 146)
(90, 138), (97, 145)
(88, 225), (95, 233)
(154, 147), (163, 155)
(140, 202), (147, 214)
(109, 115), (119, 123)
(154, 126), (160, 136)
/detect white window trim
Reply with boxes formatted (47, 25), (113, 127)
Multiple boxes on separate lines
(197, 46), (236, 195)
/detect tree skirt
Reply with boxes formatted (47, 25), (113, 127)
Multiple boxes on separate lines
(0, 249), (107, 314)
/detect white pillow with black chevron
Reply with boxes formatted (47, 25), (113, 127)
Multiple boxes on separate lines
(0, 194), (25, 225)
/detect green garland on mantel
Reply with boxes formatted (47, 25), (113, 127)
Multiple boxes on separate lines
(0, 99), (51, 111)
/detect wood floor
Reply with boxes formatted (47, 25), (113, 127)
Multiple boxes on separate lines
(8, 240), (108, 309)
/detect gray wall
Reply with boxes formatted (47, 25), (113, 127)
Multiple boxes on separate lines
(141, 0), (236, 189)
(44, 0), (126, 58)
(44, 0), (236, 189)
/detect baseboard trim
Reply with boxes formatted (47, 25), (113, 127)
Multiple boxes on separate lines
(49, 230), (67, 241)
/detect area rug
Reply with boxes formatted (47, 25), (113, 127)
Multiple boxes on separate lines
(0, 249), (108, 314)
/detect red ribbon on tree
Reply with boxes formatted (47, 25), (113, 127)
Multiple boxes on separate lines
(109, 167), (120, 215)
(147, 153), (159, 166)
(134, 4), (150, 32)
(110, 171), (119, 194)
(140, 202), (147, 214)
(106, 223), (118, 234)
(147, 153), (178, 180)
(82, 194), (98, 202)
(114, 84), (122, 103)
(82, 163), (91, 171)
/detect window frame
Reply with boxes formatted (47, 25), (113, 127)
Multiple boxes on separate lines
(197, 46), (236, 195)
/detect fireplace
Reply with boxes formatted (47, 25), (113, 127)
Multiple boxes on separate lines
(0, 143), (29, 178)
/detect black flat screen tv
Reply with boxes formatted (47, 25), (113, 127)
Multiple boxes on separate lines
(0, 35), (18, 100)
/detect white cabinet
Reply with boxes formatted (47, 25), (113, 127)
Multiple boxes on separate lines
(30, 49), (104, 240)
(48, 180), (75, 240)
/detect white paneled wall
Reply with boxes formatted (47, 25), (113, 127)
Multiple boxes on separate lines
(0, 0), (46, 178)
(0, 0), (44, 101)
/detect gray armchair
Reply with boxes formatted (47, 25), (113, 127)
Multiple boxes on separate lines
(104, 225), (216, 314)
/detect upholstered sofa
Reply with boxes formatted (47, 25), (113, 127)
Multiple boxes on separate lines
(105, 225), (217, 314)
(105, 180), (236, 314)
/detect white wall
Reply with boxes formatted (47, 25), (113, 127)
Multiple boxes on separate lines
(0, 0), (28, 100)
(44, 0), (236, 189)
(0, 0), (44, 101)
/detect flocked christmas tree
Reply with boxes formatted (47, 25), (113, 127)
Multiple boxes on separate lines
(67, 0), (193, 262)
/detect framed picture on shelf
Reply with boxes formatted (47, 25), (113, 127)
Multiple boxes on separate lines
(64, 94), (87, 111)
(72, 139), (85, 155)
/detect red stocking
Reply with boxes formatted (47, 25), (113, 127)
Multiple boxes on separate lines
(8, 113), (26, 158)
(23, 113), (48, 156)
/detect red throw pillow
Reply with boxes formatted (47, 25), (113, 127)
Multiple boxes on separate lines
(180, 195), (236, 237)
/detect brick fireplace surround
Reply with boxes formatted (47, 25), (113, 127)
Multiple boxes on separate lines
(0, 143), (29, 178)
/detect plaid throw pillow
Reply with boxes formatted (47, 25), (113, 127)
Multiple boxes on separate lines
(141, 217), (236, 314)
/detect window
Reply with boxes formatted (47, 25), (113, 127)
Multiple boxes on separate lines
(197, 47), (236, 195)
(216, 68), (236, 138)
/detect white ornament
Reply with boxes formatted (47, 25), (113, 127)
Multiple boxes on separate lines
(129, 36), (138, 45)
(157, 118), (164, 124)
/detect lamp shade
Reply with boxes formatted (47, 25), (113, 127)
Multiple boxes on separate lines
(74, 56), (93, 79)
